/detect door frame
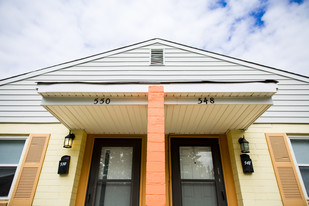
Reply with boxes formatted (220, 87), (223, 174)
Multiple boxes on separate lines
(167, 135), (238, 206)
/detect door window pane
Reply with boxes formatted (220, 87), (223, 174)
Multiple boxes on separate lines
(95, 182), (131, 206)
(180, 146), (214, 179)
(86, 139), (141, 206)
(290, 139), (309, 164)
(0, 140), (25, 164)
(182, 182), (217, 206)
(98, 147), (133, 180)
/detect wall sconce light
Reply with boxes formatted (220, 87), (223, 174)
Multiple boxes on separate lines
(238, 136), (250, 153)
(63, 133), (75, 148)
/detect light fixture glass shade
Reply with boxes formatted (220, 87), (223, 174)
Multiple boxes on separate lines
(63, 133), (75, 148)
(238, 136), (250, 153)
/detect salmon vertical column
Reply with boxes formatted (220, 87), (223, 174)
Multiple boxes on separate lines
(145, 86), (166, 206)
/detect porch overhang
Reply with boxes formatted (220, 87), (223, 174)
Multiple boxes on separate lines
(37, 81), (277, 134)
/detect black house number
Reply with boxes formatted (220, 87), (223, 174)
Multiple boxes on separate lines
(93, 98), (111, 105)
(198, 97), (215, 104)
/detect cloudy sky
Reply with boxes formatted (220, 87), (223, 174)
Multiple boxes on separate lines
(0, 0), (308, 80)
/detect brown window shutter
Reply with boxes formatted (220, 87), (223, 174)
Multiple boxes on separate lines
(265, 133), (307, 206)
(9, 134), (50, 206)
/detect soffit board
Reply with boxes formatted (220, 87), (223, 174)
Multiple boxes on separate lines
(39, 82), (277, 134)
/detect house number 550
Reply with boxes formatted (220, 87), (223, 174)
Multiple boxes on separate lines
(94, 98), (111, 104)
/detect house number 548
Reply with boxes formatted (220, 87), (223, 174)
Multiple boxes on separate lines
(198, 97), (215, 104)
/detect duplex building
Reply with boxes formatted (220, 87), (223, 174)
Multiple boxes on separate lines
(0, 39), (308, 206)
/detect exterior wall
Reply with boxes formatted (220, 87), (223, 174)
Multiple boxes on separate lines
(2, 122), (308, 205)
(0, 124), (87, 206)
(227, 123), (309, 206)
(1, 42), (308, 124)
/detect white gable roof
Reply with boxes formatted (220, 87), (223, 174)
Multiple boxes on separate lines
(1, 38), (308, 85)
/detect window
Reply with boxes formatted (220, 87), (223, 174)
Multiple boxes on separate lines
(289, 135), (309, 199)
(0, 136), (26, 199)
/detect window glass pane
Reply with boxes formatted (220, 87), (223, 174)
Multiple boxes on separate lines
(180, 146), (214, 179)
(95, 182), (131, 206)
(181, 182), (217, 206)
(299, 166), (309, 196)
(0, 167), (16, 197)
(0, 140), (25, 164)
(290, 139), (309, 164)
(98, 147), (133, 179)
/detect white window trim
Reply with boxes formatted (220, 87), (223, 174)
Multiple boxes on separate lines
(0, 135), (29, 200)
(287, 134), (309, 200)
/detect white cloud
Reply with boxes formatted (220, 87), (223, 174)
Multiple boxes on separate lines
(0, 0), (308, 80)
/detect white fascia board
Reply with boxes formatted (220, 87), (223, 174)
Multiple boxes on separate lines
(38, 82), (277, 95)
(38, 84), (149, 94)
(163, 82), (278, 94)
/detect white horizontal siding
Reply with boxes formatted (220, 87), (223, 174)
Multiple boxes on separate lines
(0, 116), (58, 122)
(30, 75), (283, 82)
(0, 43), (308, 124)
(42, 70), (268, 76)
(0, 90), (38, 95)
(0, 84), (37, 90)
(0, 111), (50, 117)
(272, 94), (309, 100)
(0, 95), (42, 100)
(66, 65), (254, 71)
(0, 100), (41, 105)
(267, 105), (309, 112)
(0, 106), (46, 112)
(276, 90), (309, 94)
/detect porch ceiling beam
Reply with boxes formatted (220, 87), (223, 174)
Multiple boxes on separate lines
(41, 96), (273, 106)
(165, 96), (273, 105)
(41, 96), (148, 106)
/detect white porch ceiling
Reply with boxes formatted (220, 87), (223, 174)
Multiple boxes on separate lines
(38, 82), (277, 134)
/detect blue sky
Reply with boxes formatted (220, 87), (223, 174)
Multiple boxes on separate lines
(0, 0), (309, 79)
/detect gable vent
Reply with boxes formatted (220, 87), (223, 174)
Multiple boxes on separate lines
(150, 49), (164, 65)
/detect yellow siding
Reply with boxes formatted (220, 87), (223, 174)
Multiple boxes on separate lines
(227, 124), (309, 206)
(0, 124), (87, 206)
(2, 123), (308, 206)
